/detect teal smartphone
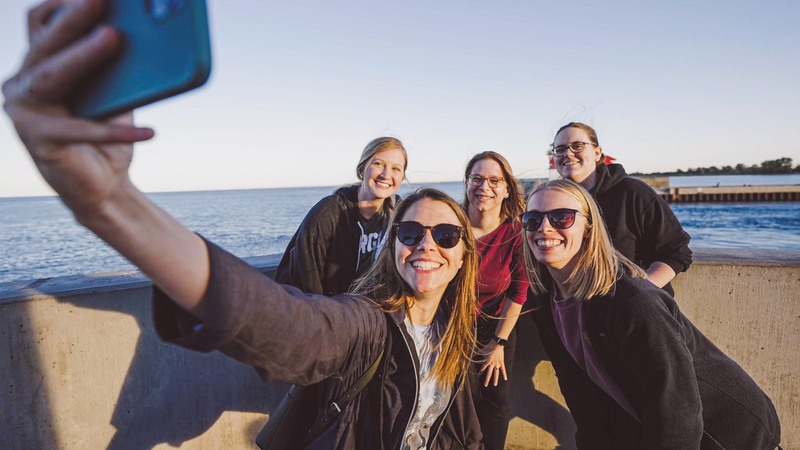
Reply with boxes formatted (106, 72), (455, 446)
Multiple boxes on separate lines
(68, 0), (212, 119)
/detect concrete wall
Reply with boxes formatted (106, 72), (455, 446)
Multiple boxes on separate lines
(1, 250), (797, 450)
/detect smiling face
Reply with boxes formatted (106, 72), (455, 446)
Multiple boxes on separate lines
(525, 189), (589, 277)
(360, 147), (406, 201)
(395, 198), (465, 302)
(553, 127), (603, 185)
(466, 158), (509, 216)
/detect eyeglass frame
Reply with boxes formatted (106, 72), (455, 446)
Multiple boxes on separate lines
(549, 141), (596, 157)
(518, 208), (591, 231)
(466, 175), (506, 188)
(393, 221), (464, 249)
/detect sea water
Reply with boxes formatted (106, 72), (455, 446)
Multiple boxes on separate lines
(1, 178), (798, 283)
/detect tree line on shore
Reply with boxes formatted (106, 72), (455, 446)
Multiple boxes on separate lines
(632, 157), (799, 176)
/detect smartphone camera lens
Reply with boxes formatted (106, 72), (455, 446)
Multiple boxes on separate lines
(145, 0), (187, 22)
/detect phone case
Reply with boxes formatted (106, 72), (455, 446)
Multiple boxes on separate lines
(68, 0), (212, 119)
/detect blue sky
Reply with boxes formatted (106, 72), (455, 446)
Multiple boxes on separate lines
(1, 0), (799, 198)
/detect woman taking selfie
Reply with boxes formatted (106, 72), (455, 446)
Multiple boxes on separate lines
(276, 137), (407, 295)
(462, 152), (528, 450)
(551, 122), (692, 295)
(3, 4), (484, 447)
(520, 179), (781, 449)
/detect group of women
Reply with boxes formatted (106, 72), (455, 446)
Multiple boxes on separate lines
(4, 2), (782, 449)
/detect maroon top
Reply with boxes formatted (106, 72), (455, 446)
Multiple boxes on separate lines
(474, 220), (529, 315)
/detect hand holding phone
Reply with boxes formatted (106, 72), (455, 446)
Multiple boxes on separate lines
(3, 0), (156, 212)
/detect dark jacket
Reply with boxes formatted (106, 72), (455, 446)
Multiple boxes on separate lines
(592, 163), (692, 296)
(153, 240), (483, 450)
(529, 274), (781, 450)
(275, 185), (397, 296)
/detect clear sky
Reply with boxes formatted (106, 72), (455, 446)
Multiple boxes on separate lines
(1, 0), (799, 198)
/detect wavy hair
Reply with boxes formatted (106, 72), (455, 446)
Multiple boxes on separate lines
(352, 188), (477, 388)
(462, 151), (525, 223)
(522, 179), (644, 300)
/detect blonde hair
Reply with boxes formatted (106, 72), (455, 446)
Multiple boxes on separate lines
(522, 179), (644, 300)
(462, 151), (525, 223)
(356, 137), (408, 181)
(352, 188), (477, 388)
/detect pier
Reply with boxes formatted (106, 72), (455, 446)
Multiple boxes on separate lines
(636, 176), (800, 203)
(1, 249), (798, 449)
(658, 184), (800, 203)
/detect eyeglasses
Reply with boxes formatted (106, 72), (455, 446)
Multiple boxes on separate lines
(551, 141), (595, 157)
(519, 209), (590, 231)
(467, 175), (505, 188)
(394, 221), (463, 249)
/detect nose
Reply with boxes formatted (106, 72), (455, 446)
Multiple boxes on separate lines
(416, 229), (437, 251)
(537, 215), (554, 232)
(380, 166), (392, 179)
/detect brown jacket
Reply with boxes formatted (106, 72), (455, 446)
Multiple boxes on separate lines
(153, 240), (483, 449)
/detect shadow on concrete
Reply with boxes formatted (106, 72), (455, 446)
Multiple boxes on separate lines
(0, 298), (61, 449)
(57, 286), (285, 449)
(509, 313), (577, 449)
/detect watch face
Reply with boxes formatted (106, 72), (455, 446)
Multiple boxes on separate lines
(495, 336), (508, 346)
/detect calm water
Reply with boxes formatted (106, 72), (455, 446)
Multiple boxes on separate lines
(1, 177), (799, 284)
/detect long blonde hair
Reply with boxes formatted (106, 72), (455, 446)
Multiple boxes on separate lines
(352, 188), (477, 387)
(522, 179), (644, 300)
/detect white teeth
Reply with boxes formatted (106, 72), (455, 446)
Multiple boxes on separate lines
(411, 261), (442, 270)
(537, 239), (562, 248)
(376, 181), (391, 188)
(563, 161), (578, 166)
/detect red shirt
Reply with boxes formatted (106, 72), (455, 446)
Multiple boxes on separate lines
(474, 220), (529, 315)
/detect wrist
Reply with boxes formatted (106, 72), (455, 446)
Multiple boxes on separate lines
(73, 178), (140, 230)
(493, 335), (508, 347)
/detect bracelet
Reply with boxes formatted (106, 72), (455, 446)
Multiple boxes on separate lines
(493, 335), (508, 347)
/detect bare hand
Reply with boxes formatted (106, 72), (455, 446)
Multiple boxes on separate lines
(3, 0), (154, 216)
(479, 341), (507, 387)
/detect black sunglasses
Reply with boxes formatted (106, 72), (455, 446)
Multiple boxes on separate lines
(519, 209), (590, 231)
(394, 221), (463, 249)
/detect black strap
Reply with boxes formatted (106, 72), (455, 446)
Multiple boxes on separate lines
(306, 345), (386, 442)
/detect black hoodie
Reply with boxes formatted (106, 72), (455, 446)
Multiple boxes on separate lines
(591, 163), (692, 296)
(276, 185), (397, 296)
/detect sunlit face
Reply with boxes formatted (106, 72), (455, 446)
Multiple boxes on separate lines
(553, 128), (603, 185)
(525, 189), (589, 275)
(466, 158), (509, 216)
(361, 148), (406, 201)
(395, 198), (464, 301)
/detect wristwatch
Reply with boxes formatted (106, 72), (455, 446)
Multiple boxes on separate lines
(493, 335), (508, 347)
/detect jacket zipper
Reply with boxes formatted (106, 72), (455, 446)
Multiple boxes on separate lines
(396, 321), (421, 450)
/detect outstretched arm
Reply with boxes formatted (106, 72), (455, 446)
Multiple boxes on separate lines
(4, 0), (209, 317)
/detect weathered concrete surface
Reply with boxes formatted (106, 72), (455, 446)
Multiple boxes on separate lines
(0, 250), (797, 449)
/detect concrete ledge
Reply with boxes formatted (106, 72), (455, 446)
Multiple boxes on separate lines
(0, 249), (797, 449)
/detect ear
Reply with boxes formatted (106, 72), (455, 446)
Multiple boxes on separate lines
(457, 256), (464, 270)
(594, 146), (603, 163)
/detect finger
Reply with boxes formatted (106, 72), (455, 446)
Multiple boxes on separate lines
(479, 361), (489, 373)
(6, 103), (154, 146)
(500, 364), (508, 381)
(483, 370), (491, 387)
(27, 0), (65, 39)
(26, 0), (106, 69)
(19, 25), (120, 104)
(493, 369), (500, 387)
